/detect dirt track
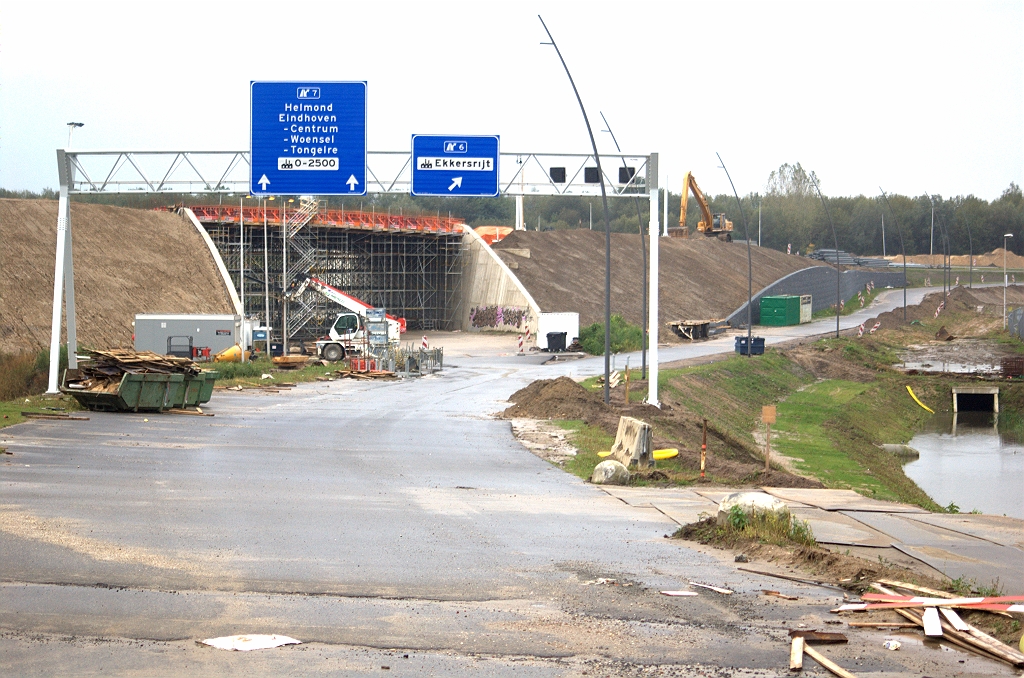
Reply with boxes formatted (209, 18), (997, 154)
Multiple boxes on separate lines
(0, 199), (234, 354)
(493, 230), (823, 328)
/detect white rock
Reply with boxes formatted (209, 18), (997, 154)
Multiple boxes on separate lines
(717, 491), (789, 526)
(591, 460), (630, 485)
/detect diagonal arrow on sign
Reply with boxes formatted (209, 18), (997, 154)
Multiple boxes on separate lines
(448, 177), (462, 191)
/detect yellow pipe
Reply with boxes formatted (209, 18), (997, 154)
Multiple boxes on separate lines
(906, 385), (935, 414)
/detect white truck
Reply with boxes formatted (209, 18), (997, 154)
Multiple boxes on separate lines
(287, 276), (406, 361)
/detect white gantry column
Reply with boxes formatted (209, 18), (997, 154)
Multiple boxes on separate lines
(648, 186), (660, 408)
(47, 150), (78, 393)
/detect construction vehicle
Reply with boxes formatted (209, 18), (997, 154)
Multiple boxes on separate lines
(286, 276), (406, 362)
(674, 171), (734, 241)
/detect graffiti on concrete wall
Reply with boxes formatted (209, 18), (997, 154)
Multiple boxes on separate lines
(469, 305), (528, 329)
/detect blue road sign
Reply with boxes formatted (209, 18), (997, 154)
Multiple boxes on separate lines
(250, 81), (366, 195)
(411, 135), (499, 197)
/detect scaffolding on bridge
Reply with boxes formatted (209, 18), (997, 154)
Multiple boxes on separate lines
(192, 204), (464, 344)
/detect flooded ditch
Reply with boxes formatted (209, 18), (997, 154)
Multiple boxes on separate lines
(904, 411), (1024, 519)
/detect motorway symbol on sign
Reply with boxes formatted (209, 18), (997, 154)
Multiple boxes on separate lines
(411, 135), (499, 197)
(250, 81), (366, 195)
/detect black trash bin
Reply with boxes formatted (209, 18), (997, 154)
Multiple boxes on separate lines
(269, 342), (284, 357)
(546, 332), (567, 352)
(735, 336), (765, 356)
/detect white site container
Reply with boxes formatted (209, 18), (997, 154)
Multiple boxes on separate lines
(799, 295), (813, 323)
(537, 312), (580, 351)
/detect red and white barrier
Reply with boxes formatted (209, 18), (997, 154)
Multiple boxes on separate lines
(857, 324), (865, 337)
(517, 335), (524, 355)
(869, 322), (880, 334)
(421, 336), (428, 350)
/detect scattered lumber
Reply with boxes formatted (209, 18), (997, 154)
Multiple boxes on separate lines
(763, 590), (799, 600)
(788, 630), (848, 644)
(21, 412), (89, 421)
(65, 349), (200, 392)
(870, 583), (1024, 668)
(802, 644), (859, 678)
(689, 581), (733, 594)
(789, 636), (804, 671)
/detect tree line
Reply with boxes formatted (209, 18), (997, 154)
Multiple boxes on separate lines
(5, 162), (1022, 256)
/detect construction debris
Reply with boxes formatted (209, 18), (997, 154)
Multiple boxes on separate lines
(788, 629), (848, 644)
(332, 370), (397, 381)
(801, 644), (859, 678)
(660, 591), (698, 597)
(65, 349), (200, 392)
(762, 590), (798, 600)
(20, 411), (89, 421)
(689, 582), (733, 595)
(831, 581), (1024, 668)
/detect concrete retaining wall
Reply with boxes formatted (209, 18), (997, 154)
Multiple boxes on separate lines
(459, 226), (541, 334)
(727, 266), (906, 326)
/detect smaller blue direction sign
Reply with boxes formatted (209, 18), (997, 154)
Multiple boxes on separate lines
(411, 135), (499, 197)
(251, 81), (366, 196)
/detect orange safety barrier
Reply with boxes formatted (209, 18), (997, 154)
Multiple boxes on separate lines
(176, 205), (465, 235)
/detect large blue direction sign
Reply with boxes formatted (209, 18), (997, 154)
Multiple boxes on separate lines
(250, 81), (366, 196)
(411, 135), (499, 197)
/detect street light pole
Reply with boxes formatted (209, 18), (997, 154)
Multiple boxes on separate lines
(600, 111), (648, 380)
(539, 15), (613, 404)
(1004, 233), (1014, 328)
(716, 153), (753, 353)
(66, 122), (84, 148)
(810, 175), (841, 339)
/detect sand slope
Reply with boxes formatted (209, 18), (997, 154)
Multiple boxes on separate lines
(0, 199), (233, 354)
(493, 230), (823, 327)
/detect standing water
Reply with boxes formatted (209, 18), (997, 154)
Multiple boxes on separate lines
(905, 412), (1024, 518)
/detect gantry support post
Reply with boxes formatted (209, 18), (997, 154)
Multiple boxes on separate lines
(647, 154), (660, 408)
(47, 150), (79, 393)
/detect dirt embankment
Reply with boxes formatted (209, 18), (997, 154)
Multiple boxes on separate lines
(502, 376), (821, 488)
(864, 285), (1024, 333)
(889, 247), (1024, 268)
(0, 199), (234, 354)
(492, 230), (823, 327)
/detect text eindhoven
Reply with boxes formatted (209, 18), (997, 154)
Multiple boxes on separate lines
(279, 102), (339, 156)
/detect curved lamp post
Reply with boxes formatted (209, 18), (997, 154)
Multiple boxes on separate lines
(809, 175), (841, 338)
(715, 153), (753, 354)
(538, 15), (613, 403)
(880, 188), (908, 322)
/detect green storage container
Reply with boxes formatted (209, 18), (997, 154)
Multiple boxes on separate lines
(760, 295), (802, 326)
(63, 370), (219, 412)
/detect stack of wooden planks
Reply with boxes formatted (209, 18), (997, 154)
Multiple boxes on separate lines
(66, 349), (200, 392)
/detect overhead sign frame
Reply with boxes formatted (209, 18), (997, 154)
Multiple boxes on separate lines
(250, 80), (367, 196)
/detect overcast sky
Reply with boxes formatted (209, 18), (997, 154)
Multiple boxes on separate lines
(1, 0), (1020, 200)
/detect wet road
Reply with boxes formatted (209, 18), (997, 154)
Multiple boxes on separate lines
(0, 288), (1011, 676)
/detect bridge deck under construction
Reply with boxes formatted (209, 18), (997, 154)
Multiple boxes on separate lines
(188, 205), (464, 342)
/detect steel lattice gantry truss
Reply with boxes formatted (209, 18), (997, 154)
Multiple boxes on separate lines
(46, 149), (658, 392)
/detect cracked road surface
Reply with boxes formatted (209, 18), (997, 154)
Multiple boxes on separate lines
(1, 294), (1014, 675)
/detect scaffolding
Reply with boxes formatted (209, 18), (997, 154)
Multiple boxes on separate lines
(196, 205), (464, 344)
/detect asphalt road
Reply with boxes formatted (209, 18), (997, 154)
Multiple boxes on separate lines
(0, 287), (1012, 676)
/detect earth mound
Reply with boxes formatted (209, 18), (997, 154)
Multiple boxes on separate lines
(502, 376), (607, 421)
(0, 199), (234, 354)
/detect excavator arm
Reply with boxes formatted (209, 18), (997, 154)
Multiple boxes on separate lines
(679, 171), (715, 235)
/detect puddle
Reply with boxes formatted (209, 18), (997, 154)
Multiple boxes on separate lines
(897, 361), (998, 374)
(905, 412), (1024, 518)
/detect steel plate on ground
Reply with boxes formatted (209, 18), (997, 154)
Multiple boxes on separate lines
(762, 487), (927, 513)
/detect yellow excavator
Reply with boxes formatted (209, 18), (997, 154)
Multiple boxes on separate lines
(673, 171), (733, 241)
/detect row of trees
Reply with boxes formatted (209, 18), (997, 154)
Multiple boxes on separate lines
(5, 163), (1022, 256)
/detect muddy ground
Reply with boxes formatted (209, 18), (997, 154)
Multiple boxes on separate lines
(890, 247), (1024, 269)
(0, 199), (234, 354)
(501, 375), (822, 488)
(493, 230), (823, 327)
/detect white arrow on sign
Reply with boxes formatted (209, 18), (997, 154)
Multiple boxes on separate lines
(448, 177), (463, 191)
(346, 174), (359, 192)
(258, 174), (270, 190)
